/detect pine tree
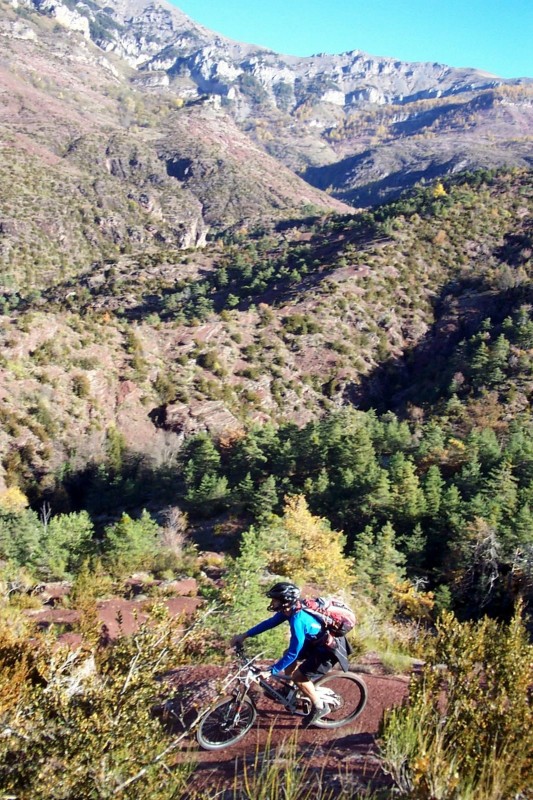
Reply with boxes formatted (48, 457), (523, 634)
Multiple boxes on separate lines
(270, 435), (298, 476)
(304, 467), (329, 501)
(236, 471), (255, 509)
(250, 475), (278, 522)
(374, 521), (405, 578)
(294, 422), (324, 472)
(443, 483), (461, 512)
(456, 453), (483, 499)
(390, 454), (426, 521)
(475, 427), (502, 469)
(339, 467), (356, 490)
(417, 422), (446, 461)
(484, 460), (518, 526)
(423, 464), (444, 516)
(223, 526), (286, 656)
(351, 525), (375, 595)
(470, 339), (490, 385)
(504, 422), (533, 484)
(487, 333), (510, 386)
(185, 473), (228, 513)
(504, 503), (533, 552)
(334, 425), (379, 485)
(401, 523), (427, 573)
(103, 511), (159, 576)
(372, 521), (406, 603)
(230, 430), (268, 481)
(468, 491), (492, 519)
(515, 305), (533, 348)
(183, 433), (221, 488)
(364, 468), (392, 518)
(37, 511), (95, 580)
(379, 413), (413, 451)
(0, 507), (41, 569)
(431, 485), (465, 581)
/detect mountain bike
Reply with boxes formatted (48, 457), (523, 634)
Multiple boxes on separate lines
(196, 646), (368, 750)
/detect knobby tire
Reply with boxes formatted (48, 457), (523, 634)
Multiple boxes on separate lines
(196, 695), (256, 750)
(313, 671), (368, 729)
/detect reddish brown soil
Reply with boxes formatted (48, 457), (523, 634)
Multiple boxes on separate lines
(165, 662), (411, 797)
(27, 590), (410, 794)
(26, 586), (204, 644)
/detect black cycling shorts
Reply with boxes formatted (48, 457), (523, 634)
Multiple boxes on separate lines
(297, 642), (337, 682)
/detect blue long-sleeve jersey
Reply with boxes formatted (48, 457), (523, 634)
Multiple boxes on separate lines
(245, 609), (323, 674)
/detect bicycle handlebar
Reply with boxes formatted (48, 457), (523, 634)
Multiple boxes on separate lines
(233, 644), (267, 680)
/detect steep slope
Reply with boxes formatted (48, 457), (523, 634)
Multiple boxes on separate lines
(19, 0), (532, 207)
(154, 103), (351, 226)
(0, 0), (350, 293)
(303, 86), (533, 206)
(0, 169), (531, 498)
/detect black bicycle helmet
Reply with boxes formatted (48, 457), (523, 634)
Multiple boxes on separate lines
(265, 582), (301, 604)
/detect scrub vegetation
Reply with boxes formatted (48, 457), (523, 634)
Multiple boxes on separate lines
(0, 168), (532, 798)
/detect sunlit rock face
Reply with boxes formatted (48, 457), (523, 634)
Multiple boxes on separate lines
(13, 0), (533, 211)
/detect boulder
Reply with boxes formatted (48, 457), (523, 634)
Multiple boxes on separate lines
(161, 577), (199, 596)
(33, 581), (72, 606)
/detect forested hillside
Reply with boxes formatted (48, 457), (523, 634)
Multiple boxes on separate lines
(1, 168), (532, 799)
(1, 168), (532, 615)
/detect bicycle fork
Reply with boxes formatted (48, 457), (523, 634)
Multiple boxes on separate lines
(225, 692), (253, 730)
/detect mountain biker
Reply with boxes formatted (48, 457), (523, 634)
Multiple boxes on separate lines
(230, 581), (351, 727)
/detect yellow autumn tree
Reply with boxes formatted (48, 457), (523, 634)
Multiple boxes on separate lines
(267, 495), (354, 593)
(432, 180), (447, 198)
(0, 486), (29, 513)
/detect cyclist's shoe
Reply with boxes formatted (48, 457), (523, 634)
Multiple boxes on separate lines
(302, 702), (331, 728)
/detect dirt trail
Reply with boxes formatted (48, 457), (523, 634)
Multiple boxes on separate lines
(166, 663), (411, 796)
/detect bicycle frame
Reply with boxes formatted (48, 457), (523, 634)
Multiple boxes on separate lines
(230, 649), (313, 717)
(196, 647), (368, 749)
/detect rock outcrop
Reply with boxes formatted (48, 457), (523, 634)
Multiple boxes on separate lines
(20, 0), (533, 206)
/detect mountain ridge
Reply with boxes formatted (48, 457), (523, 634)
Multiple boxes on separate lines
(13, 0), (531, 209)
(0, 0), (354, 293)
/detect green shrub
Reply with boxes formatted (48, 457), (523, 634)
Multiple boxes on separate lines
(153, 372), (177, 403)
(0, 610), (195, 799)
(379, 606), (533, 799)
(37, 511), (95, 580)
(72, 373), (91, 398)
(102, 510), (160, 576)
(282, 314), (321, 335)
(196, 350), (219, 371)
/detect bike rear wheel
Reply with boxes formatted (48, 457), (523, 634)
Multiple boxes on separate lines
(196, 695), (257, 750)
(313, 671), (367, 729)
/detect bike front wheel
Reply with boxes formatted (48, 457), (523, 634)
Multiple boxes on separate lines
(313, 671), (368, 729)
(196, 695), (257, 750)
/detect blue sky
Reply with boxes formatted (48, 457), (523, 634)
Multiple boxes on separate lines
(173, 0), (532, 79)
